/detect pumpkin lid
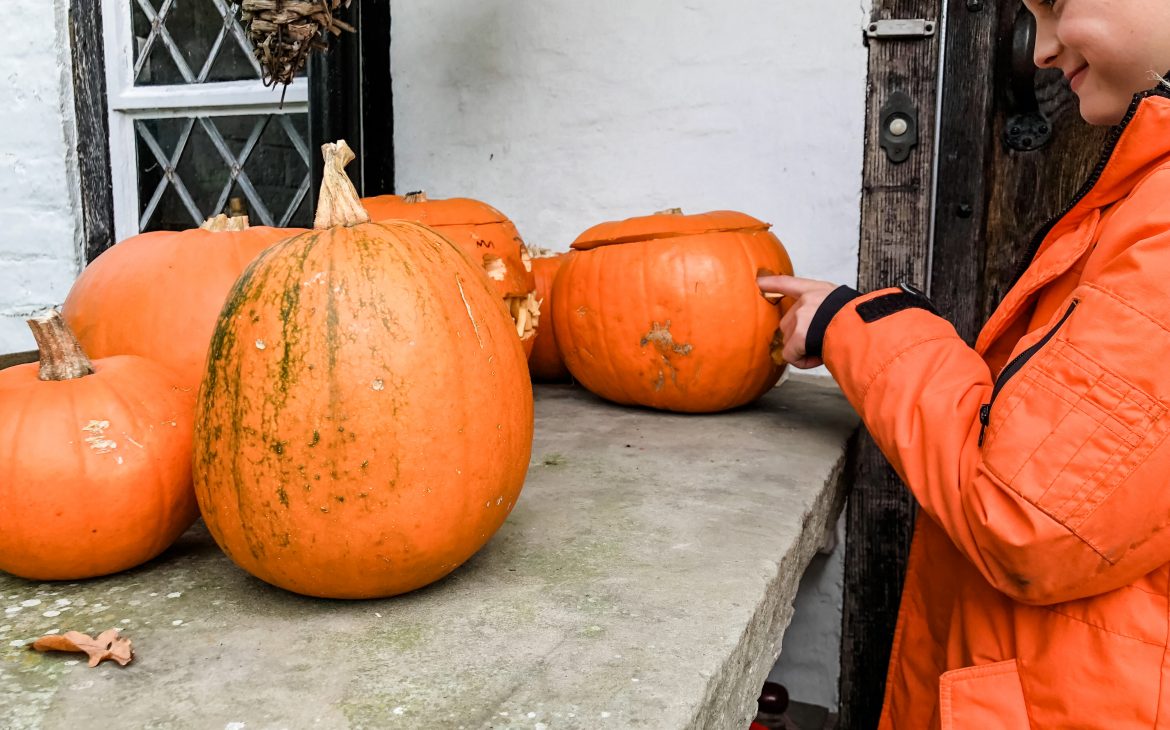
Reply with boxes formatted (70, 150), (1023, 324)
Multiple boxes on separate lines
(570, 208), (771, 251)
(362, 191), (510, 227)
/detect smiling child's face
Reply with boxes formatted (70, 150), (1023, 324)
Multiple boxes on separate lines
(1024, 0), (1170, 125)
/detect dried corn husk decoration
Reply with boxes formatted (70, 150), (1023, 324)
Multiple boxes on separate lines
(241, 0), (355, 87)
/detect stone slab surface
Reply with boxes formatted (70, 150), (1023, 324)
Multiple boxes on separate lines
(0, 375), (857, 730)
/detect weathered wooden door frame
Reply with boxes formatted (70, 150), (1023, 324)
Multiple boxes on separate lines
(841, 0), (1005, 726)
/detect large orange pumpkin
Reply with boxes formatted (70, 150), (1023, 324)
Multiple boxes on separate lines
(362, 191), (540, 354)
(553, 208), (793, 413)
(0, 312), (197, 580)
(528, 250), (573, 383)
(194, 142), (534, 599)
(61, 213), (303, 392)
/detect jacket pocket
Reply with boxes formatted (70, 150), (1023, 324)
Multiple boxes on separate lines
(980, 334), (1166, 550)
(939, 659), (1030, 730)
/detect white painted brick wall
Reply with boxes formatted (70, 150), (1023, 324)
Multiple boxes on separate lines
(393, 1), (869, 710)
(0, 0), (82, 354)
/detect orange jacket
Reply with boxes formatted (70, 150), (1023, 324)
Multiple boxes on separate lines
(816, 86), (1170, 727)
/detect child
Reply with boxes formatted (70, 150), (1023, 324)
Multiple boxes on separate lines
(758, 1), (1170, 726)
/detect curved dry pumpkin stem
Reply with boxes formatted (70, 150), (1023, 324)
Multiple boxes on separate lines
(655, 207), (684, 216)
(27, 310), (94, 381)
(403, 191), (428, 204)
(314, 140), (371, 229)
(200, 213), (250, 232)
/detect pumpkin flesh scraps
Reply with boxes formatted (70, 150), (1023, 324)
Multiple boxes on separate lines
(32, 629), (133, 667)
(508, 293), (541, 342)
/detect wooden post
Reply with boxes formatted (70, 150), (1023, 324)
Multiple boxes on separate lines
(68, 0), (115, 263)
(842, 2), (1107, 725)
(308, 0), (394, 207)
(839, 1), (942, 727)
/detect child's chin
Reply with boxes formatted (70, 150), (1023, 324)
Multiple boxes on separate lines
(1077, 95), (1128, 126)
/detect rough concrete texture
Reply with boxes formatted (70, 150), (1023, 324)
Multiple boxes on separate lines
(0, 376), (856, 729)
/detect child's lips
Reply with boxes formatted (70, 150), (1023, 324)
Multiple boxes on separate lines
(1067, 64), (1089, 90)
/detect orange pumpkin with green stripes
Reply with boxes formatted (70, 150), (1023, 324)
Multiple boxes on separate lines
(193, 142), (533, 599)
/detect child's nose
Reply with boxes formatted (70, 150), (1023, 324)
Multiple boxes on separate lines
(1030, 13), (1062, 69)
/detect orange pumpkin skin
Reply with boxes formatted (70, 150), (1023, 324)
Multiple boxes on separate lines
(362, 193), (539, 351)
(193, 220), (534, 599)
(552, 210), (793, 413)
(528, 252), (573, 382)
(0, 357), (197, 580)
(61, 223), (302, 392)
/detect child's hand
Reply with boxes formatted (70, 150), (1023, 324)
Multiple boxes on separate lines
(756, 275), (839, 369)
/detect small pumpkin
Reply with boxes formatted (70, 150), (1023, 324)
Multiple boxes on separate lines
(527, 250), (574, 383)
(553, 208), (793, 413)
(362, 191), (540, 354)
(61, 210), (303, 392)
(0, 312), (197, 580)
(194, 142), (534, 599)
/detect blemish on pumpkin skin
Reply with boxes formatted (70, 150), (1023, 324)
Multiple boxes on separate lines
(640, 320), (693, 356)
(82, 421), (117, 454)
(308, 430), (320, 447)
(641, 320), (692, 389)
(277, 488), (289, 507)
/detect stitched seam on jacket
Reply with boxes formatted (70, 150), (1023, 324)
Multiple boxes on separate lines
(1043, 602), (1167, 647)
(1067, 417), (1170, 540)
(1006, 379), (1086, 484)
(1036, 412), (1115, 512)
(1059, 339), (1165, 422)
(1083, 281), (1170, 337)
(985, 371), (1041, 445)
(979, 462), (1115, 564)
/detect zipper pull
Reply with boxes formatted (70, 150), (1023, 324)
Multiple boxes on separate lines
(978, 404), (991, 447)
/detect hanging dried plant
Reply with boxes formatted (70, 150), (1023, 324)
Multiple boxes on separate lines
(241, 0), (355, 88)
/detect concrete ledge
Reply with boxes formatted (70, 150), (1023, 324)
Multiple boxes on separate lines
(0, 375), (857, 729)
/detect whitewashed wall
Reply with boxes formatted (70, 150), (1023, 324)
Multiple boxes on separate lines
(392, 1), (870, 711)
(0, 0), (82, 353)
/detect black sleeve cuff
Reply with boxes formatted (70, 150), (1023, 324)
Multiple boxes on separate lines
(806, 285), (862, 359)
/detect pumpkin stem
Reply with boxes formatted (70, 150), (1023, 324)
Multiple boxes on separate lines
(655, 207), (684, 215)
(200, 213), (251, 232)
(314, 140), (371, 229)
(403, 191), (428, 203)
(27, 310), (95, 381)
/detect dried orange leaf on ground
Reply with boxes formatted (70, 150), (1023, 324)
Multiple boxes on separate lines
(32, 629), (133, 667)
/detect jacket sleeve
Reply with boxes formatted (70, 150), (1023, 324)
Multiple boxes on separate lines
(821, 197), (1170, 606)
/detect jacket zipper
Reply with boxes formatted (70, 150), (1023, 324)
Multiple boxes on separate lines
(1008, 84), (1170, 289)
(978, 300), (1078, 447)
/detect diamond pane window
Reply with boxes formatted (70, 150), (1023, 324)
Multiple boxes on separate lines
(135, 114), (311, 230)
(105, 0), (310, 240)
(128, 0), (302, 85)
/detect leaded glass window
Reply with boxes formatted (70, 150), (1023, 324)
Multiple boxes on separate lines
(102, 0), (312, 239)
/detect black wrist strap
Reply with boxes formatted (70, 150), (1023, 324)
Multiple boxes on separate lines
(805, 285), (862, 359)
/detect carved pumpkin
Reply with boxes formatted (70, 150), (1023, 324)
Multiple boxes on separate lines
(528, 251), (573, 383)
(362, 191), (540, 354)
(0, 312), (197, 580)
(61, 212), (303, 392)
(194, 142), (533, 599)
(553, 208), (793, 413)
